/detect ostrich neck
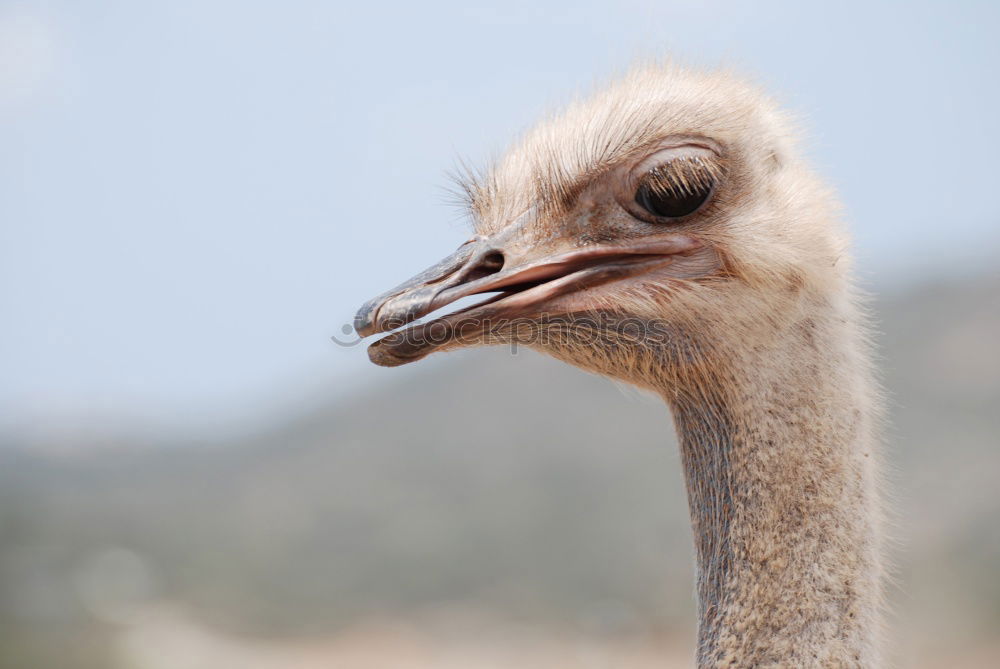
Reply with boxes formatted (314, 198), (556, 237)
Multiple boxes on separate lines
(663, 309), (883, 667)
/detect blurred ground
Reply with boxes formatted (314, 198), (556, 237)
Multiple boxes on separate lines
(1, 270), (998, 668)
(116, 607), (694, 669)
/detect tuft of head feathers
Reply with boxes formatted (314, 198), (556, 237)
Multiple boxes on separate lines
(461, 64), (793, 222)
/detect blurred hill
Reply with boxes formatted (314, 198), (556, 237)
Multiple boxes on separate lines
(1, 271), (998, 668)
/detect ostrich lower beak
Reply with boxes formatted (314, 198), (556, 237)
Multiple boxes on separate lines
(354, 235), (702, 367)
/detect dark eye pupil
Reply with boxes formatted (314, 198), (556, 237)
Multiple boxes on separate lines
(634, 182), (710, 218)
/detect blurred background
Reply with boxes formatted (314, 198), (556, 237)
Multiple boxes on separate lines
(2, 1), (998, 667)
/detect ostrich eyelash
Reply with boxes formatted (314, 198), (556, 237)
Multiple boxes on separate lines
(642, 156), (722, 197)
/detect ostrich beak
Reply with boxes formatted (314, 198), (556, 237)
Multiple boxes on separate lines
(354, 234), (702, 367)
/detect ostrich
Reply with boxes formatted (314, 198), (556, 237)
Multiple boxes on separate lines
(354, 64), (885, 667)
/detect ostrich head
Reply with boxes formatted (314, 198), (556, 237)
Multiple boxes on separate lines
(354, 64), (847, 393)
(353, 64), (884, 666)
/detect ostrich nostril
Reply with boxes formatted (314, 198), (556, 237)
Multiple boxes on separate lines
(463, 250), (506, 282)
(481, 251), (505, 272)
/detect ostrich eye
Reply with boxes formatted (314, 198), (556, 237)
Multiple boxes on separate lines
(634, 181), (710, 218)
(632, 157), (716, 219)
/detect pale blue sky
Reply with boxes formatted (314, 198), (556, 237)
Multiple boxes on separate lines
(1, 1), (998, 429)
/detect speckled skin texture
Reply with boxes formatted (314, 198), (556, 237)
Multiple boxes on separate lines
(360, 62), (886, 667)
(667, 304), (883, 668)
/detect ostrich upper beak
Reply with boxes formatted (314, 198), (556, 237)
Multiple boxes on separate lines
(354, 234), (702, 367)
